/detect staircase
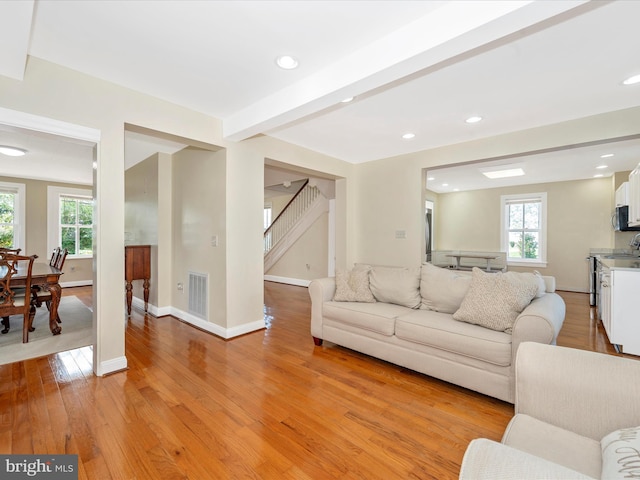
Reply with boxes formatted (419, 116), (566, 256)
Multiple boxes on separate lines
(264, 179), (329, 272)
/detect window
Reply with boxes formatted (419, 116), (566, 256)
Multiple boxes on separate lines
(264, 203), (272, 230)
(48, 186), (93, 259)
(0, 182), (25, 249)
(501, 193), (547, 267)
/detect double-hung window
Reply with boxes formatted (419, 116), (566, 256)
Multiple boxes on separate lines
(0, 181), (26, 249)
(501, 192), (547, 267)
(48, 186), (93, 259)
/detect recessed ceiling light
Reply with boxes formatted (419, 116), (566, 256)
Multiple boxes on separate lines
(0, 146), (27, 157)
(402, 133), (415, 140)
(427, 176), (435, 181)
(442, 183), (449, 187)
(465, 116), (483, 124)
(596, 165), (608, 169)
(623, 74), (640, 85)
(341, 96), (355, 103)
(481, 168), (525, 179)
(453, 188), (460, 192)
(276, 55), (299, 70)
(594, 174), (604, 178)
(600, 153), (614, 158)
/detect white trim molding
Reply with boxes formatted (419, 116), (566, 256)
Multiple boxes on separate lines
(264, 275), (311, 287)
(170, 306), (266, 339)
(97, 356), (128, 376)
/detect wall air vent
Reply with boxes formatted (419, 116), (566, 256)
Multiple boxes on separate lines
(188, 271), (208, 320)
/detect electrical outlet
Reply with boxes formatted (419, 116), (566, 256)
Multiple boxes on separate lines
(211, 235), (218, 247)
(177, 282), (184, 292)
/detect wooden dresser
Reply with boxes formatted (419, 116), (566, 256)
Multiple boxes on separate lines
(125, 245), (151, 316)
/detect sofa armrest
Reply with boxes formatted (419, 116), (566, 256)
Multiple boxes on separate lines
(515, 342), (640, 440)
(308, 277), (336, 340)
(459, 439), (594, 479)
(511, 293), (565, 356)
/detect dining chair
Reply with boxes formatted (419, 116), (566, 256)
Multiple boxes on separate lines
(32, 247), (68, 324)
(0, 254), (37, 343)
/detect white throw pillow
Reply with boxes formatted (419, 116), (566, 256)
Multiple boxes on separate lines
(332, 268), (376, 303)
(369, 266), (421, 309)
(420, 263), (472, 314)
(503, 270), (546, 298)
(453, 268), (538, 333)
(601, 426), (640, 479)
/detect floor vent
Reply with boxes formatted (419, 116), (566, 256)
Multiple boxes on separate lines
(188, 271), (208, 319)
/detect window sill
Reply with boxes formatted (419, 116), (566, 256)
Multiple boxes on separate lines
(507, 260), (547, 268)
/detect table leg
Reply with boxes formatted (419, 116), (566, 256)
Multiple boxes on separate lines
(143, 278), (150, 312)
(47, 283), (62, 335)
(126, 281), (133, 316)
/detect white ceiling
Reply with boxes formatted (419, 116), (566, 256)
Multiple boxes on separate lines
(0, 0), (639, 188)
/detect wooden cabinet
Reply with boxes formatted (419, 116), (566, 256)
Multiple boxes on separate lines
(125, 245), (150, 316)
(628, 165), (640, 226)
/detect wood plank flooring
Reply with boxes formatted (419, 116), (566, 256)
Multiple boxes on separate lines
(0, 284), (631, 479)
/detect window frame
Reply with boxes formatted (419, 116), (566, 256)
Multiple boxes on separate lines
(0, 181), (26, 250)
(48, 186), (94, 260)
(500, 192), (547, 268)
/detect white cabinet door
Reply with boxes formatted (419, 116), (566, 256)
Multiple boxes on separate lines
(608, 270), (640, 355)
(616, 182), (629, 207)
(628, 166), (640, 226)
(600, 272), (612, 341)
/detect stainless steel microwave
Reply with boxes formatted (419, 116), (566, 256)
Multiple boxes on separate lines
(613, 205), (640, 231)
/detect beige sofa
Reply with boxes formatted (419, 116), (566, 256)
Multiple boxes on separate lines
(460, 342), (640, 479)
(309, 263), (566, 403)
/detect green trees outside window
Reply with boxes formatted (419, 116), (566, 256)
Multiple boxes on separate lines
(0, 192), (16, 248)
(507, 201), (540, 260)
(60, 196), (93, 256)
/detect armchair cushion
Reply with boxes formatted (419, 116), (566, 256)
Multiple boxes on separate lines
(460, 438), (594, 479)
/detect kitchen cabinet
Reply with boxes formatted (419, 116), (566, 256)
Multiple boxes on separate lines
(599, 267), (640, 355)
(615, 181), (629, 207)
(628, 165), (640, 226)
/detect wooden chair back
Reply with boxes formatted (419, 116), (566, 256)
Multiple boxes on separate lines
(49, 247), (68, 271)
(0, 254), (36, 343)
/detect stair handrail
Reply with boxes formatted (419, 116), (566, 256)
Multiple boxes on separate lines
(264, 178), (309, 237)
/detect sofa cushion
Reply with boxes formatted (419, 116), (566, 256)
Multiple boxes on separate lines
(420, 262), (472, 314)
(369, 266), (421, 309)
(601, 426), (640, 480)
(395, 309), (512, 366)
(453, 268), (538, 333)
(323, 301), (411, 336)
(333, 268), (376, 303)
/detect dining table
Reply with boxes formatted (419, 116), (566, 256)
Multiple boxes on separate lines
(13, 261), (64, 336)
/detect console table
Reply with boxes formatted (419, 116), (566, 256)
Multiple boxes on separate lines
(125, 245), (150, 316)
(445, 253), (499, 271)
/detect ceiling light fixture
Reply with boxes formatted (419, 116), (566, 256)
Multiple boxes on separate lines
(402, 133), (415, 140)
(600, 153), (614, 158)
(623, 74), (640, 85)
(276, 55), (299, 70)
(594, 174), (604, 178)
(465, 116), (483, 124)
(341, 96), (354, 103)
(481, 167), (525, 179)
(0, 146), (27, 157)
(596, 165), (608, 169)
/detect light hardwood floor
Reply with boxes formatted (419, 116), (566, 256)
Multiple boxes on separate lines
(0, 283), (631, 479)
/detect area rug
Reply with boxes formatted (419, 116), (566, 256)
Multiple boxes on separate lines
(0, 296), (93, 366)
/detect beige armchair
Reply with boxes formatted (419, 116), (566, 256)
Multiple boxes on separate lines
(459, 342), (640, 479)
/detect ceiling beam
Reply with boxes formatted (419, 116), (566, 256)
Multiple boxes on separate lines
(223, 0), (589, 142)
(0, 0), (35, 81)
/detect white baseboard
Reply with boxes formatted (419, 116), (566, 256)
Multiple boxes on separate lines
(97, 355), (128, 376)
(61, 280), (93, 288)
(170, 307), (265, 339)
(264, 275), (310, 287)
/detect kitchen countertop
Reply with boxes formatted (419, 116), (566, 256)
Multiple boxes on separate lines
(590, 248), (640, 270)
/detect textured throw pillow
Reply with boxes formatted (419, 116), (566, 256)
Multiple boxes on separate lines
(601, 426), (640, 479)
(453, 268), (538, 333)
(369, 266), (421, 309)
(420, 262), (472, 314)
(503, 271), (547, 298)
(332, 269), (376, 303)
